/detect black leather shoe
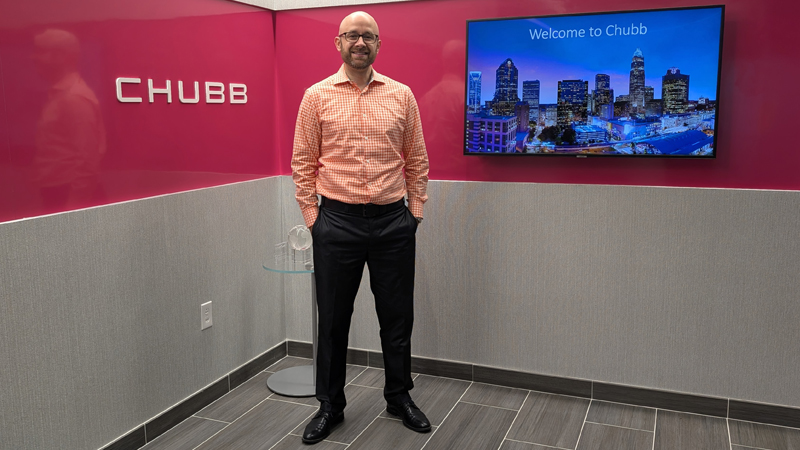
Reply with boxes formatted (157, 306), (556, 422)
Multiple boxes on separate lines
(386, 399), (431, 433)
(302, 410), (344, 444)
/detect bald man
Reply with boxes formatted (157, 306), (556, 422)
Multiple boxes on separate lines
(291, 11), (430, 445)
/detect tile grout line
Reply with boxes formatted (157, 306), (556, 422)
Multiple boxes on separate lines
(191, 415), (231, 424)
(641, 405), (730, 420)
(589, 398), (657, 412)
(190, 397), (304, 450)
(267, 397), (322, 408)
(727, 417), (733, 450)
(142, 375), (234, 444)
(504, 438), (572, 450)
(342, 407), (386, 449)
(346, 366), (370, 387)
(574, 398), (592, 450)
(348, 383), (382, 390)
(415, 372), (474, 384)
(189, 402), (267, 450)
(466, 379), (532, 395)
(459, 400), (520, 412)
(723, 444), (776, 450)
(584, 420), (655, 433)
(728, 399), (732, 450)
(265, 407), (319, 450)
(495, 390), (530, 450)
(419, 381), (473, 450)
(526, 388), (591, 402)
(651, 409), (657, 450)
(141, 358), (283, 447)
(729, 417), (800, 431)
(193, 368), (271, 416)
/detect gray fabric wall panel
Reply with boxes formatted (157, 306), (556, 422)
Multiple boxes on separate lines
(0, 178), (285, 450)
(282, 177), (800, 409)
(415, 182), (800, 407)
(3, 175), (799, 449)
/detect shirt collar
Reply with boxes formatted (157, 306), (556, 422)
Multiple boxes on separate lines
(332, 64), (386, 87)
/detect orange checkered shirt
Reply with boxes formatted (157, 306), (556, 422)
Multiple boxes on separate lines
(291, 65), (429, 228)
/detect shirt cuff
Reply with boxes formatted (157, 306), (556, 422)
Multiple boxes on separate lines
(407, 198), (424, 218)
(301, 206), (318, 228)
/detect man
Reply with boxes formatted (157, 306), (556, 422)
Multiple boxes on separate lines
(291, 10), (430, 445)
(32, 29), (106, 213)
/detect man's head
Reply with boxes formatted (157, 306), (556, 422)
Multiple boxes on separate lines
(335, 11), (381, 71)
(33, 29), (80, 82)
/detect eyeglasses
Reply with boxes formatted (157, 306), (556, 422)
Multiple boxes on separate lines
(339, 32), (378, 44)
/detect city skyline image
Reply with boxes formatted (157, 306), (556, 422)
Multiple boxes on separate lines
(465, 6), (724, 156)
(467, 8), (722, 104)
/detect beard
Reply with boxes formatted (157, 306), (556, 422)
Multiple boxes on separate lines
(341, 45), (375, 69)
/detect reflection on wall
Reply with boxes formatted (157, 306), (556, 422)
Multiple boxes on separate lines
(419, 39), (466, 179)
(32, 29), (107, 214)
(274, 0), (800, 190)
(0, 0), (277, 223)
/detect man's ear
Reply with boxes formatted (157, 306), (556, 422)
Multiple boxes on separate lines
(334, 36), (342, 51)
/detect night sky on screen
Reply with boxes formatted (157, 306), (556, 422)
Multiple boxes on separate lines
(467, 7), (723, 103)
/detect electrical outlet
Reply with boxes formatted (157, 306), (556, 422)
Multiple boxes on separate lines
(201, 301), (213, 330)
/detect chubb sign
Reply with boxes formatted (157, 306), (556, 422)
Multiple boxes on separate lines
(115, 77), (247, 104)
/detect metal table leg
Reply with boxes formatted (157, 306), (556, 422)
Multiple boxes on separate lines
(267, 273), (317, 397)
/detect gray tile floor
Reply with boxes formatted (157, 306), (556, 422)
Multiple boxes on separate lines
(142, 356), (800, 450)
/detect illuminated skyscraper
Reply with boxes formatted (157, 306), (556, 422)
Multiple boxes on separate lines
(662, 67), (690, 114)
(522, 80), (540, 117)
(538, 104), (558, 127)
(629, 48), (645, 109)
(466, 113), (517, 153)
(644, 86), (654, 103)
(557, 79), (588, 129)
(514, 101), (530, 132)
(593, 74), (613, 116)
(492, 58), (519, 115)
(468, 71), (482, 113)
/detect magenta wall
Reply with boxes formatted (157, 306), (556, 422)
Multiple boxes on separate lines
(3, 0), (798, 223)
(275, 0), (800, 190)
(0, 0), (277, 223)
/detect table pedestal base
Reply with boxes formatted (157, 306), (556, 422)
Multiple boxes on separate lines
(267, 365), (315, 397)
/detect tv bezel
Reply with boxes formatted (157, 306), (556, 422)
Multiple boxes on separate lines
(463, 5), (726, 158)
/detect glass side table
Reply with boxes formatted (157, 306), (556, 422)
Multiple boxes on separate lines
(263, 255), (317, 397)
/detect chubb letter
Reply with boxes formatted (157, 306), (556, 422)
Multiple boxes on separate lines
(116, 78), (248, 105)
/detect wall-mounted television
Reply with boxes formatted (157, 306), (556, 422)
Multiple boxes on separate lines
(464, 6), (724, 157)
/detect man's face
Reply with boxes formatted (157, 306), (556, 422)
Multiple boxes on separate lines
(335, 14), (380, 70)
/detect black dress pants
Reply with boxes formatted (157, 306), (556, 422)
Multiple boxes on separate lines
(311, 198), (418, 413)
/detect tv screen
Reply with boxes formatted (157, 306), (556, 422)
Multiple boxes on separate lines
(464, 6), (724, 157)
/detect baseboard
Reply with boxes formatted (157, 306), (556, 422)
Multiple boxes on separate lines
(99, 342), (286, 450)
(101, 340), (800, 449)
(729, 399), (800, 429)
(288, 340), (800, 428)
